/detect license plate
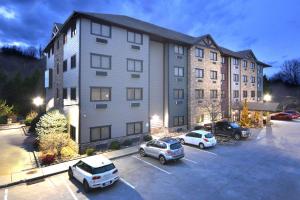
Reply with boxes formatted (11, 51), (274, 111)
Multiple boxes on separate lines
(103, 181), (111, 187)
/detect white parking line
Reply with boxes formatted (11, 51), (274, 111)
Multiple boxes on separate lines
(185, 145), (218, 156)
(64, 180), (78, 200)
(4, 189), (8, 200)
(120, 178), (135, 189)
(182, 158), (198, 164)
(132, 156), (172, 175)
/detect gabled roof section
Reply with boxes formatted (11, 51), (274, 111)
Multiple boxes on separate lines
(237, 49), (257, 60)
(192, 34), (220, 51)
(257, 60), (271, 68)
(219, 46), (243, 58)
(51, 23), (63, 38)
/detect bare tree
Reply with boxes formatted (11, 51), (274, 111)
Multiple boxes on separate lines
(279, 59), (300, 85)
(201, 98), (223, 133)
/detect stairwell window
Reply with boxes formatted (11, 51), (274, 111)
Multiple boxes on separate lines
(174, 66), (184, 77)
(91, 22), (111, 38)
(174, 89), (184, 99)
(210, 51), (217, 61)
(127, 31), (142, 44)
(127, 59), (143, 72)
(91, 53), (111, 69)
(221, 73), (225, 81)
(195, 48), (204, 58)
(90, 87), (111, 101)
(174, 45), (184, 55)
(127, 88), (143, 101)
(195, 68), (204, 78)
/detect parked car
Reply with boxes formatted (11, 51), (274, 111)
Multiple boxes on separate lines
(68, 155), (119, 193)
(270, 112), (293, 121)
(284, 110), (300, 119)
(139, 138), (184, 165)
(214, 121), (251, 140)
(178, 130), (217, 149)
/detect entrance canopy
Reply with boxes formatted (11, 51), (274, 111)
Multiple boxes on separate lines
(232, 102), (280, 112)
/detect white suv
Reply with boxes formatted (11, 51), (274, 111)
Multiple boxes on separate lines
(178, 130), (217, 149)
(68, 155), (119, 192)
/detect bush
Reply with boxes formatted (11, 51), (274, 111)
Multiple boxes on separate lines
(109, 141), (121, 150)
(36, 109), (67, 135)
(122, 139), (133, 146)
(41, 153), (55, 165)
(61, 146), (77, 159)
(85, 148), (95, 156)
(143, 135), (152, 142)
(25, 111), (38, 126)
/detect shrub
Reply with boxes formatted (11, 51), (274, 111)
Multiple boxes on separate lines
(41, 153), (56, 165)
(85, 148), (96, 156)
(109, 141), (121, 150)
(36, 109), (67, 135)
(39, 132), (70, 158)
(61, 146), (77, 159)
(122, 139), (133, 146)
(143, 135), (152, 142)
(25, 111), (38, 126)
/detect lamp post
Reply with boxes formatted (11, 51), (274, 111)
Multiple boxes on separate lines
(33, 96), (44, 114)
(263, 94), (272, 125)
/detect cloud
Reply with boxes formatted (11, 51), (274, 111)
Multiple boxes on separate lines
(0, 6), (15, 19)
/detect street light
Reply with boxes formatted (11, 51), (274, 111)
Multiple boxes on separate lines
(263, 94), (272, 102)
(33, 96), (44, 107)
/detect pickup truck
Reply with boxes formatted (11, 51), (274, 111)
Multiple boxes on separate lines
(213, 121), (251, 140)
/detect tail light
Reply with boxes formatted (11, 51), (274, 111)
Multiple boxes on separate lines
(92, 176), (101, 180)
(165, 150), (173, 155)
(204, 138), (209, 142)
(112, 169), (118, 174)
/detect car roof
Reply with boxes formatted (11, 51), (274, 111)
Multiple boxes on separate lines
(159, 137), (179, 144)
(81, 155), (112, 168)
(191, 130), (211, 135)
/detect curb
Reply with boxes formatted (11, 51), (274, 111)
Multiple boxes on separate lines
(0, 149), (138, 189)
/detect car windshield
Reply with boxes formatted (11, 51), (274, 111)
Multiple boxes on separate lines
(92, 163), (115, 174)
(205, 133), (214, 138)
(230, 122), (240, 128)
(170, 142), (182, 150)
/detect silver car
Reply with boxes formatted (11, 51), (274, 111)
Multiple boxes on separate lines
(139, 138), (184, 165)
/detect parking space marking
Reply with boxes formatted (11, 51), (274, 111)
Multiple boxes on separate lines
(4, 189), (8, 200)
(132, 156), (172, 175)
(63, 180), (79, 200)
(120, 178), (135, 189)
(184, 145), (218, 156)
(182, 158), (198, 164)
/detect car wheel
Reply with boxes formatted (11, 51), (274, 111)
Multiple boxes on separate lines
(139, 148), (146, 157)
(83, 180), (91, 193)
(159, 155), (166, 165)
(234, 133), (241, 140)
(180, 139), (185, 145)
(68, 168), (73, 179)
(199, 143), (205, 149)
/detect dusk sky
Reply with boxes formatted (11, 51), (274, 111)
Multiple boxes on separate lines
(0, 0), (299, 77)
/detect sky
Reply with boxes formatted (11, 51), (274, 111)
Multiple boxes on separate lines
(0, 0), (299, 77)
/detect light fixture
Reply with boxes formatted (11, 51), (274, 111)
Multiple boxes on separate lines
(33, 96), (44, 107)
(263, 94), (272, 102)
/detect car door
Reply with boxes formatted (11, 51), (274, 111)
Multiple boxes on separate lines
(185, 133), (194, 144)
(215, 122), (224, 135)
(144, 140), (155, 156)
(193, 133), (202, 145)
(74, 161), (86, 183)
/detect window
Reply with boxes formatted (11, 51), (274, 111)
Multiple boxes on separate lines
(90, 126), (111, 142)
(195, 89), (204, 99)
(221, 73), (225, 81)
(243, 91), (248, 98)
(195, 48), (203, 58)
(210, 70), (217, 80)
(251, 62), (255, 69)
(257, 91), (262, 98)
(63, 88), (68, 99)
(210, 90), (218, 99)
(70, 125), (76, 141)
(174, 116), (184, 126)
(127, 122), (143, 135)
(127, 59), (143, 72)
(127, 31), (142, 44)
(71, 88), (76, 100)
(243, 75), (248, 83)
(233, 58), (238, 65)
(90, 87), (111, 101)
(233, 90), (239, 98)
(251, 76), (256, 83)
(243, 60), (247, 68)
(174, 66), (184, 77)
(91, 22), (111, 37)
(56, 40), (59, 49)
(127, 88), (143, 100)
(196, 115), (205, 123)
(174, 45), (184, 55)
(251, 91), (255, 98)
(91, 53), (111, 69)
(71, 23), (76, 37)
(63, 60), (67, 72)
(195, 68), (204, 78)
(221, 90), (225, 98)
(210, 51), (217, 61)
(233, 74), (239, 82)
(221, 57), (225, 64)
(174, 89), (184, 99)
(71, 54), (76, 69)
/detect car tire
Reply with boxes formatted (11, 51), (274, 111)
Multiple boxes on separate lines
(159, 155), (166, 165)
(234, 133), (241, 140)
(180, 139), (185, 145)
(68, 168), (73, 179)
(199, 143), (205, 149)
(139, 148), (146, 157)
(83, 180), (91, 193)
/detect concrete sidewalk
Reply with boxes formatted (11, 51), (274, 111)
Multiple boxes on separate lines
(0, 146), (139, 188)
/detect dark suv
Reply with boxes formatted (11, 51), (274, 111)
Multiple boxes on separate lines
(214, 121), (251, 140)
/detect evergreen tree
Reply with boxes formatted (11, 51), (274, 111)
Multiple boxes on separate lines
(240, 99), (251, 127)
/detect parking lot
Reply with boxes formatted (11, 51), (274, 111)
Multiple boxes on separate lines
(1, 120), (300, 200)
